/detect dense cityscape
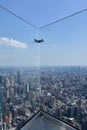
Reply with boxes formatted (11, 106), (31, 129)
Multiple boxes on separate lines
(0, 0), (87, 130)
(0, 66), (87, 130)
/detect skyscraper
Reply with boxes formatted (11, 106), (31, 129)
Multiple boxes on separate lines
(26, 83), (29, 93)
(17, 71), (21, 85)
(0, 76), (2, 86)
(5, 78), (10, 99)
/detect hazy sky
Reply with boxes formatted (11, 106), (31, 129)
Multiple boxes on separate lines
(0, 0), (87, 66)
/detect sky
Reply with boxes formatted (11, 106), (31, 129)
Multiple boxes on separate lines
(0, 0), (87, 66)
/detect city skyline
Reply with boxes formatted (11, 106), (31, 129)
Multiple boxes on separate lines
(0, 1), (87, 66)
(0, 66), (87, 129)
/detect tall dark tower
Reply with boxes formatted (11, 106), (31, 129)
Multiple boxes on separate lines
(17, 71), (21, 85)
(0, 76), (2, 86)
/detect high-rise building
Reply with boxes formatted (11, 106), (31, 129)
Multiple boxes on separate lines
(7, 90), (10, 99)
(5, 78), (10, 88)
(5, 78), (10, 99)
(26, 83), (29, 93)
(11, 75), (14, 88)
(39, 85), (41, 96)
(17, 71), (21, 85)
(0, 76), (2, 86)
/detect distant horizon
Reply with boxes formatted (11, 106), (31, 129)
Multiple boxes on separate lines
(0, 65), (87, 67)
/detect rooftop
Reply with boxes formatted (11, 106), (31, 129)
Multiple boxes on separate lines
(16, 110), (80, 130)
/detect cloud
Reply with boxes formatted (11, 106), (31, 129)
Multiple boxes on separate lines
(0, 37), (28, 48)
